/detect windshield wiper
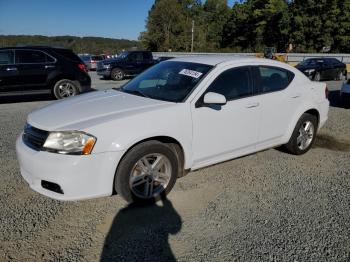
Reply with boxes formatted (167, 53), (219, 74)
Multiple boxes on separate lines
(120, 88), (150, 98)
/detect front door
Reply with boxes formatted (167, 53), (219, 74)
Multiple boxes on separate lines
(191, 66), (260, 167)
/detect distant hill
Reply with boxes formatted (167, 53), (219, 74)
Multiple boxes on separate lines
(0, 35), (142, 54)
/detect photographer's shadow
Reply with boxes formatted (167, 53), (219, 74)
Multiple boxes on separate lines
(100, 198), (182, 262)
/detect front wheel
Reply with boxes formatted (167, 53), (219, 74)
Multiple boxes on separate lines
(283, 113), (318, 155)
(115, 141), (179, 204)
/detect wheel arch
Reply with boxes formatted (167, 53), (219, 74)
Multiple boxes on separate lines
(112, 135), (187, 195)
(284, 106), (321, 144)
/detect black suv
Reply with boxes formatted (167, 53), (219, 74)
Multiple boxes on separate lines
(97, 51), (156, 80)
(0, 46), (91, 99)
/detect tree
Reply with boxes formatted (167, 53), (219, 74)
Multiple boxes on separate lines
(335, 0), (350, 52)
(140, 0), (187, 51)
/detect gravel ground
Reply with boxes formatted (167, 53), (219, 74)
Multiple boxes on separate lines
(0, 73), (349, 262)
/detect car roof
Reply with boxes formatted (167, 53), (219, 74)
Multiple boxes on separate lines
(170, 55), (271, 66)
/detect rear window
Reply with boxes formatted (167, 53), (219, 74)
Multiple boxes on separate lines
(0, 50), (14, 64)
(258, 66), (294, 93)
(53, 49), (82, 62)
(15, 50), (52, 63)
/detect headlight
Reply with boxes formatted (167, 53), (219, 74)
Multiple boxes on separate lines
(304, 69), (315, 74)
(103, 64), (111, 69)
(43, 131), (96, 155)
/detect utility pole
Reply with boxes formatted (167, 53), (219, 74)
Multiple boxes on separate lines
(191, 20), (194, 53)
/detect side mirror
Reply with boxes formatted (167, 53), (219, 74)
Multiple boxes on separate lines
(203, 92), (227, 105)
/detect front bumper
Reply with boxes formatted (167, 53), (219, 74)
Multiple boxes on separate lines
(16, 135), (125, 201)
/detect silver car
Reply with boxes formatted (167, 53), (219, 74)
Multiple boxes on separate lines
(79, 54), (104, 71)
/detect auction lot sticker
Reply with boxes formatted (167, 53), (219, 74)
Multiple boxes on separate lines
(179, 69), (203, 79)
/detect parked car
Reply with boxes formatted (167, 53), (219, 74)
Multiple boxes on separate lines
(340, 79), (350, 103)
(0, 46), (91, 99)
(79, 54), (105, 70)
(16, 56), (329, 204)
(97, 51), (156, 80)
(296, 58), (347, 81)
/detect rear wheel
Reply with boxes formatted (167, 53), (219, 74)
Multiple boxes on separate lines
(283, 113), (318, 155)
(111, 68), (124, 81)
(115, 141), (179, 204)
(53, 79), (79, 99)
(337, 71), (344, 81)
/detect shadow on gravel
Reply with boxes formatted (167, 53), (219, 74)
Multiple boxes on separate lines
(101, 198), (182, 262)
(0, 94), (54, 104)
(328, 90), (350, 109)
(313, 134), (350, 152)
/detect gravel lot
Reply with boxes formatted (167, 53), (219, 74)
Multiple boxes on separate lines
(0, 72), (350, 262)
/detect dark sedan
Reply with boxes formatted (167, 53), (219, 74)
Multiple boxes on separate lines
(296, 58), (347, 81)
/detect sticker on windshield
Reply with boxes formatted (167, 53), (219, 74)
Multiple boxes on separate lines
(179, 69), (203, 79)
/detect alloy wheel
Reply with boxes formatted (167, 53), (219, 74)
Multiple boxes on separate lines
(129, 153), (172, 199)
(297, 120), (314, 150)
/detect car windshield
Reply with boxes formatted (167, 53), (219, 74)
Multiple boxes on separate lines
(118, 52), (129, 59)
(118, 61), (213, 102)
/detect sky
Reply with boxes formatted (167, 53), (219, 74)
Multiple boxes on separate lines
(0, 0), (237, 40)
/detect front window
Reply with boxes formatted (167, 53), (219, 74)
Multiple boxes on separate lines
(118, 52), (129, 59)
(119, 61), (213, 102)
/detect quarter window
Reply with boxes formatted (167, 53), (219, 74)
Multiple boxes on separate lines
(258, 66), (293, 93)
(16, 50), (47, 64)
(206, 67), (252, 100)
(0, 50), (14, 64)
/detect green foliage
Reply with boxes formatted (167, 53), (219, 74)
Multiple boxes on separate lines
(141, 0), (350, 53)
(0, 35), (140, 54)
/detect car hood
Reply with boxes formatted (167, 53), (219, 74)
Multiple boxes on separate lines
(27, 90), (172, 131)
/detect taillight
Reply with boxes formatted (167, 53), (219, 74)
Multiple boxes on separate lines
(78, 63), (88, 73)
(325, 85), (329, 99)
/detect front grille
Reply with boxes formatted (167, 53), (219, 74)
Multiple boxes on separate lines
(22, 123), (49, 151)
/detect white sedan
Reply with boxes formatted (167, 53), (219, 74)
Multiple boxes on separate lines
(16, 56), (329, 204)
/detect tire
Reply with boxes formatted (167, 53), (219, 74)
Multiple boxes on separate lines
(314, 72), (321, 81)
(53, 79), (79, 99)
(336, 71), (344, 81)
(283, 113), (318, 155)
(111, 68), (124, 81)
(115, 140), (179, 204)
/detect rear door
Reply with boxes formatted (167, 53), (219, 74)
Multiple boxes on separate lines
(253, 66), (299, 148)
(15, 49), (56, 91)
(0, 49), (20, 93)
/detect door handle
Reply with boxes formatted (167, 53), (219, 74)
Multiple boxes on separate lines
(45, 65), (55, 69)
(6, 67), (17, 71)
(246, 102), (259, 108)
